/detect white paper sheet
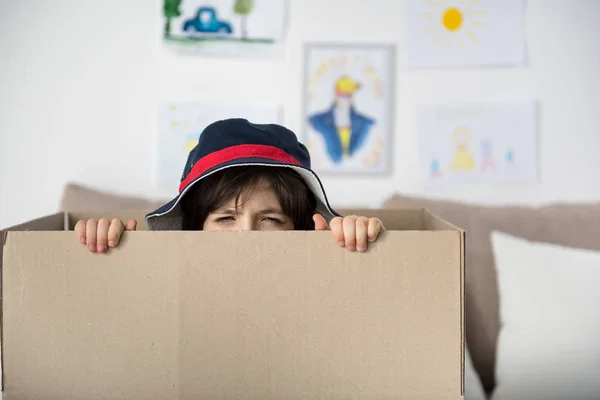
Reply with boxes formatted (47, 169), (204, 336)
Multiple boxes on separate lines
(156, 101), (282, 192)
(302, 43), (395, 175)
(162, 0), (287, 57)
(417, 101), (538, 188)
(405, 0), (526, 68)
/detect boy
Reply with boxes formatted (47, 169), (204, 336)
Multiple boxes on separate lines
(76, 119), (384, 252)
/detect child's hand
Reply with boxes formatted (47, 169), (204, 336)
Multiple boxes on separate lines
(74, 218), (137, 253)
(313, 214), (385, 252)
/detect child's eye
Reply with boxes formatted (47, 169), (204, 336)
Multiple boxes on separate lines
(215, 216), (234, 223)
(263, 217), (282, 224)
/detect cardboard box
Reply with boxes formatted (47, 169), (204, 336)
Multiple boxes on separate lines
(1, 209), (465, 399)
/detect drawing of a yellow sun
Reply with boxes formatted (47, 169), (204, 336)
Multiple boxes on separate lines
(423, 1), (487, 49)
(442, 7), (463, 31)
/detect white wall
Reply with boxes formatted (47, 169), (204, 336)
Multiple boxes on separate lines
(1, 0), (599, 229)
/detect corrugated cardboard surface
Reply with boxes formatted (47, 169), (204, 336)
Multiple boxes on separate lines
(0, 212), (67, 396)
(2, 209), (464, 399)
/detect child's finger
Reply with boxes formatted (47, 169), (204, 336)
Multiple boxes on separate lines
(329, 217), (344, 247)
(85, 219), (98, 252)
(355, 217), (369, 252)
(312, 214), (329, 231)
(313, 214), (328, 230)
(74, 220), (87, 244)
(108, 218), (125, 248)
(125, 219), (137, 231)
(342, 215), (358, 251)
(367, 218), (384, 242)
(96, 218), (110, 253)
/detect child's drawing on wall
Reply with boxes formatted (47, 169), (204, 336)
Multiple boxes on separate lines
(302, 43), (395, 175)
(417, 101), (538, 187)
(308, 76), (376, 164)
(405, 0), (526, 68)
(156, 101), (281, 193)
(162, 0), (286, 56)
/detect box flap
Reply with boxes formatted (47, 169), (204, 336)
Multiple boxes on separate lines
(423, 210), (466, 395)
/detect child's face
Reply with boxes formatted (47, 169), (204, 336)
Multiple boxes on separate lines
(202, 181), (295, 231)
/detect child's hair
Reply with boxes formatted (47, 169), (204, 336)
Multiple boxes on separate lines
(180, 166), (318, 230)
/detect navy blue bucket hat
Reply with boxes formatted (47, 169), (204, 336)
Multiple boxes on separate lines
(146, 118), (341, 230)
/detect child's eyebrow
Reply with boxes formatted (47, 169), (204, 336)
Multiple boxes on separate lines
(214, 208), (237, 215)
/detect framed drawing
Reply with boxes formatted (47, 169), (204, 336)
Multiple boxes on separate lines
(302, 43), (395, 175)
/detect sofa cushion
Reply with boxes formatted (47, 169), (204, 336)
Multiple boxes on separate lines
(382, 194), (600, 393)
(60, 183), (167, 213)
(490, 231), (600, 400)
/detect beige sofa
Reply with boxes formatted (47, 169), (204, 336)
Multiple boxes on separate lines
(382, 194), (600, 397)
(59, 183), (600, 397)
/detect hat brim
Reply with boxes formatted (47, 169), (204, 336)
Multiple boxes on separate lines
(145, 159), (341, 230)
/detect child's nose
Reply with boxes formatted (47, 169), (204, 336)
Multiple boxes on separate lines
(239, 220), (258, 231)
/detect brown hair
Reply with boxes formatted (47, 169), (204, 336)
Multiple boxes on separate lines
(179, 166), (317, 230)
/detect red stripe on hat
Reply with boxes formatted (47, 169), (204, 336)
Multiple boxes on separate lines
(179, 144), (302, 192)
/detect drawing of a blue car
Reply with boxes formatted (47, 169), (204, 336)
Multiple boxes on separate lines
(183, 7), (233, 36)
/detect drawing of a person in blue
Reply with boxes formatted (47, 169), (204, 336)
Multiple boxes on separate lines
(307, 76), (376, 164)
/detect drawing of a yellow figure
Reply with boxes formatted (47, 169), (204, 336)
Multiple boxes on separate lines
(451, 126), (475, 170)
(308, 75), (376, 164)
